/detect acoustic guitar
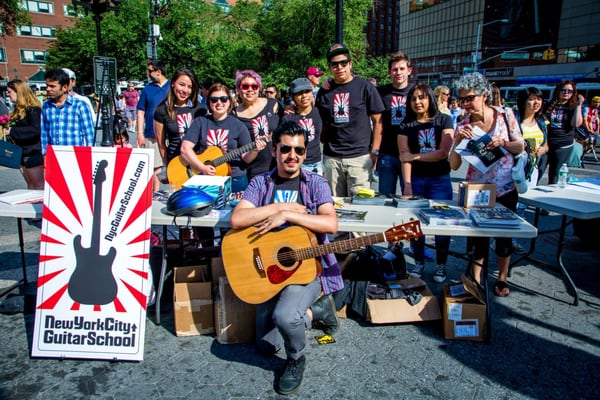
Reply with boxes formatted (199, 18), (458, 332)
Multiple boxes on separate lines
(166, 136), (270, 189)
(221, 220), (423, 304)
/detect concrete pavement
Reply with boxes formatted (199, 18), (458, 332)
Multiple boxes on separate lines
(0, 162), (599, 400)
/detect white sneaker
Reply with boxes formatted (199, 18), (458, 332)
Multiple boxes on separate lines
(433, 264), (447, 283)
(410, 263), (425, 278)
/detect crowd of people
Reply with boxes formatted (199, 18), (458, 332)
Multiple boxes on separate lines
(1, 43), (599, 396)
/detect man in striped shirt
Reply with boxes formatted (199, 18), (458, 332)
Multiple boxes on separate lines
(41, 68), (95, 158)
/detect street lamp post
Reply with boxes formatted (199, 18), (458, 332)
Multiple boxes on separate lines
(473, 18), (510, 70)
(72, 0), (122, 147)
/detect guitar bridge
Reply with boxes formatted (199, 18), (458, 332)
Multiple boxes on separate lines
(253, 248), (266, 276)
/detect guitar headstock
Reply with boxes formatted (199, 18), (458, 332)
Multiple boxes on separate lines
(94, 160), (108, 184)
(384, 220), (423, 242)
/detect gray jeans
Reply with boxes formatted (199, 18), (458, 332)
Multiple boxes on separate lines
(255, 279), (321, 360)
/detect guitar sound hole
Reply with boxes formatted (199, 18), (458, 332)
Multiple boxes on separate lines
(277, 247), (295, 268)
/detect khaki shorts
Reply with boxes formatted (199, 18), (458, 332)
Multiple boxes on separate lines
(323, 154), (372, 197)
(142, 137), (163, 169)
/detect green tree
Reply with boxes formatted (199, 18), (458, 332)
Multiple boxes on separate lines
(0, 0), (31, 36)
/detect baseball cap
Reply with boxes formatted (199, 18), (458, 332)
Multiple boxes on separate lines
(306, 67), (324, 77)
(62, 68), (76, 80)
(290, 78), (313, 95)
(592, 96), (600, 103)
(326, 43), (350, 61)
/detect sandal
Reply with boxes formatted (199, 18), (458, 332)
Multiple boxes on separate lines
(494, 280), (510, 297)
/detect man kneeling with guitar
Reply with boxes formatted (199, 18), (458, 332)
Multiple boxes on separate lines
(229, 120), (342, 395)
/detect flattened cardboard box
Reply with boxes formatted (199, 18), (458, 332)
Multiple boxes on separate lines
(442, 274), (486, 341)
(458, 182), (496, 208)
(366, 278), (441, 324)
(214, 276), (256, 344)
(173, 265), (214, 337)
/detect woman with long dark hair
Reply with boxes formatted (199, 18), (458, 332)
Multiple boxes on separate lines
(6, 79), (44, 189)
(398, 83), (454, 283)
(541, 80), (584, 184)
(517, 87), (548, 185)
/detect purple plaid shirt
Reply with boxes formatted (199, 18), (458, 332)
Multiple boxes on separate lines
(242, 169), (344, 295)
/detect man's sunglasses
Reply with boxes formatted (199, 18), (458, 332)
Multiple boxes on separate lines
(264, 90), (275, 95)
(278, 145), (306, 156)
(209, 96), (229, 104)
(240, 83), (259, 91)
(328, 60), (349, 69)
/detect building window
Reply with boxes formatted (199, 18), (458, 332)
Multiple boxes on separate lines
(20, 49), (47, 64)
(17, 25), (55, 38)
(0, 49), (6, 62)
(23, 0), (54, 14)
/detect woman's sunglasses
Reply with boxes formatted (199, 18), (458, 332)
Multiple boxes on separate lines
(278, 145), (306, 156)
(240, 83), (259, 91)
(210, 96), (229, 104)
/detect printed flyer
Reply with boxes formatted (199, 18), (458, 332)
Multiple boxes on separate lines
(31, 146), (154, 361)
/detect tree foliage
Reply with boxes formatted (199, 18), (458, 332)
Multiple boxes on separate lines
(46, 0), (386, 90)
(0, 0), (31, 36)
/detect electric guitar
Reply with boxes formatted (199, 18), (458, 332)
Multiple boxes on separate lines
(166, 135), (270, 189)
(221, 220), (423, 304)
(68, 160), (118, 305)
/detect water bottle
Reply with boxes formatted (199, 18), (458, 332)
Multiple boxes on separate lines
(558, 163), (568, 188)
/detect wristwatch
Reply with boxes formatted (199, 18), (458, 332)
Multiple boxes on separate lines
(370, 149), (380, 156)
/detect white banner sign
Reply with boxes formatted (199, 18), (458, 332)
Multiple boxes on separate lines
(32, 146), (154, 361)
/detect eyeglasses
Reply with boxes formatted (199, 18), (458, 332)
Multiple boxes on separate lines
(264, 90), (275, 95)
(328, 59), (349, 69)
(560, 89), (574, 94)
(240, 83), (259, 91)
(209, 96), (229, 104)
(278, 145), (306, 156)
(458, 94), (481, 104)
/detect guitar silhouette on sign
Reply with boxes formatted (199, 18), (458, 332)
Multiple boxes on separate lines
(68, 160), (118, 305)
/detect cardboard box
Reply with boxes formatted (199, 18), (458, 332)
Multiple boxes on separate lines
(442, 275), (486, 341)
(458, 182), (496, 208)
(214, 276), (257, 344)
(183, 175), (231, 209)
(366, 278), (441, 324)
(173, 265), (214, 336)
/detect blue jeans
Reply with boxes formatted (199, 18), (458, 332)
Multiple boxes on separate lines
(411, 174), (453, 264)
(377, 154), (403, 197)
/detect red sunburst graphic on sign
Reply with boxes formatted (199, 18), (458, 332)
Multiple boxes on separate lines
(36, 146), (153, 313)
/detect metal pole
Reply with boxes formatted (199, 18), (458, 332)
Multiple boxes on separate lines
(335, 0), (343, 44)
(473, 22), (482, 70)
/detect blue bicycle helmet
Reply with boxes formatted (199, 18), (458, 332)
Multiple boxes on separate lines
(166, 187), (214, 217)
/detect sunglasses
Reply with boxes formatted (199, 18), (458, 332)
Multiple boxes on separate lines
(264, 90), (275, 95)
(443, 92), (450, 96)
(560, 89), (574, 94)
(147, 69), (155, 73)
(278, 145), (306, 156)
(240, 83), (259, 91)
(458, 94), (481, 104)
(209, 96), (229, 104)
(328, 60), (349, 69)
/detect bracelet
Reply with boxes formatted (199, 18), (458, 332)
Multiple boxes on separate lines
(370, 149), (380, 156)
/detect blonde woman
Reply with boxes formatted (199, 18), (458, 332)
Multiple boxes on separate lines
(433, 85), (451, 115)
(6, 79), (44, 189)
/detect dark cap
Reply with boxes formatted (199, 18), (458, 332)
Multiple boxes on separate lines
(290, 78), (313, 95)
(326, 43), (350, 61)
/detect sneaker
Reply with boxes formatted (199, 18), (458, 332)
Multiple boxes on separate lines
(410, 262), (425, 278)
(433, 264), (447, 283)
(277, 355), (306, 395)
(310, 295), (339, 335)
(512, 241), (527, 255)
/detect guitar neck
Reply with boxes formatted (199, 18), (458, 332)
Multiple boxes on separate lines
(212, 141), (258, 167)
(296, 232), (386, 260)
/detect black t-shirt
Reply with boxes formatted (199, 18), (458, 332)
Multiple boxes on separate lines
(235, 98), (281, 178)
(399, 113), (453, 177)
(316, 77), (385, 158)
(182, 115), (253, 178)
(154, 102), (206, 162)
(544, 103), (575, 149)
(281, 108), (322, 165)
(377, 83), (413, 157)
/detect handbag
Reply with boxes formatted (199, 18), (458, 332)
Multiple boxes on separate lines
(0, 132), (23, 169)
